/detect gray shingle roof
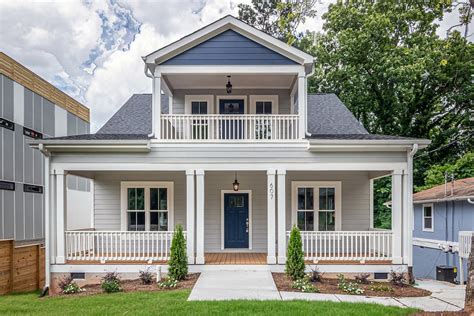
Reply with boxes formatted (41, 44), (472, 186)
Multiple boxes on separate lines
(306, 93), (367, 135)
(306, 134), (423, 140)
(43, 134), (149, 141)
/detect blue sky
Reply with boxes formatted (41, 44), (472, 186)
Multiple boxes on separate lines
(0, 0), (469, 131)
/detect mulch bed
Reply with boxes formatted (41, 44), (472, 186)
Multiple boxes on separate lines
(272, 273), (431, 298)
(57, 273), (200, 297)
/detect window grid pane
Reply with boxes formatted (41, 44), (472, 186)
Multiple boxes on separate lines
(150, 212), (168, 231)
(127, 188), (144, 210)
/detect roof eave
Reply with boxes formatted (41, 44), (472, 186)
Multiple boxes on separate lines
(414, 196), (474, 204)
(308, 139), (431, 152)
(29, 139), (151, 153)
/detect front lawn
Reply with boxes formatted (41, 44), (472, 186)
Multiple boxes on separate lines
(0, 290), (417, 315)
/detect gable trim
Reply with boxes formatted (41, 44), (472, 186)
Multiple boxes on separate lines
(144, 16), (313, 70)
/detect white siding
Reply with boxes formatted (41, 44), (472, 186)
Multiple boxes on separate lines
(93, 172), (186, 231)
(204, 171), (267, 252)
(285, 171), (371, 231)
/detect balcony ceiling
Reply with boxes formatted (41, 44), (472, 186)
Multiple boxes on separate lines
(165, 74), (295, 90)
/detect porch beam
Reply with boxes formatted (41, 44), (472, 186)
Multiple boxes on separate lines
(267, 169), (277, 264)
(277, 169), (287, 264)
(391, 173), (403, 264)
(195, 169), (205, 264)
(186, 170), (195, 264)
(55, 171), (67, 264)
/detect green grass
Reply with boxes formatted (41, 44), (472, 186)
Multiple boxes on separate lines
(0, 290), (417, 315)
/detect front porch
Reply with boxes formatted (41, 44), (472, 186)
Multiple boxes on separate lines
(52, 169), (407, 269)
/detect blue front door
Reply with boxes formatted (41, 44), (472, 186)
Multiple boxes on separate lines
(219, 99), (244, 139)
(224, 193), (249, 248)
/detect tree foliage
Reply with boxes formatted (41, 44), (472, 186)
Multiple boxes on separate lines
(286, 225), (305, 280)
(238, 0), (317, 45)
(168, 224), (188, 280)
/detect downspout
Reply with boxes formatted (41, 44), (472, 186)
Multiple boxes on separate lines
(407, 143), (418, 283)
(142, 58), (155, 138)
(305, 66), (315, 137)
(39, 144), (51, 296)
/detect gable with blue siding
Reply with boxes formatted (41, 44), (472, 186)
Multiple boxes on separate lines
(160, 29), (297, 65)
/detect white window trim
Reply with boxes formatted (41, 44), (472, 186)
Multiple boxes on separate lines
(220, 190), (253, 250)
(120, 181), (174, 231)
(249, 95), (279, 114)
(422, 203), (434, 232)
(184, 95), (214, 114)
(216, 95), (247, 114)
(291, 181), (342, 231)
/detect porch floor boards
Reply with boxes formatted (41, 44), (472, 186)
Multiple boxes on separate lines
(205, 252), (267, 265)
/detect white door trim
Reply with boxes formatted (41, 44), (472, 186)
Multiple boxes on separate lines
(216, 95), (248, 114)
(220, 190), (253, 250)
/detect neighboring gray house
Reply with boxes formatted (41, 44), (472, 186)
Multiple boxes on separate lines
(413, 177), (474, 283)
(29, 16), (431, 291)
(0, 53), (91, 245)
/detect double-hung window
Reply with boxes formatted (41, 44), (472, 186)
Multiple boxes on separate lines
(422, 204), (434, 232)
(121, 182), (173, 231)
(297, 187), (314, 231)
(191, 101), (208, 139)
(293, 181), (341, 232)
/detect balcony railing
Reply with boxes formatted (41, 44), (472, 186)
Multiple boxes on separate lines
(65, 231), (184, 262)
(286, 231), (393, 262)
(160, 114), (300, 140)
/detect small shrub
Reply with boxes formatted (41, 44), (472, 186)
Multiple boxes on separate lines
(285, 225), (305, 280)
(101, 271), (122, 293)
(308, 265), (323, 283)
(158, 278), (178, 289)
(168, 224), (188, 281)
(337, 274), (365, 295)
(370, 283), (394, 292)
(355, 273), (371, 284)
(389, 270), (407, 287)
(292, 276), (319, 293)
(58, 275), (74, 291)
(63, 282), (84, 294)
(139, 267), (154, 285)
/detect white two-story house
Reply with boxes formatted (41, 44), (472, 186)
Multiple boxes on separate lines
(31, 16), (430, 290)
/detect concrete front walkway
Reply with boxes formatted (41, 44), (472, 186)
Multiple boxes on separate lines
(188, 271), (466, 312)
(188, 270), (281, 301)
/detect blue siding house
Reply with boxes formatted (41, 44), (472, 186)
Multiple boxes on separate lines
(412, 177), (474, 283)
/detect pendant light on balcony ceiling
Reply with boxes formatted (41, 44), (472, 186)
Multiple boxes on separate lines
(226, 75), (232, 94)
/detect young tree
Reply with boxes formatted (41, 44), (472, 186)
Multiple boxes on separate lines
(286, 225), (305, 280)
(168, 224), (188, 280)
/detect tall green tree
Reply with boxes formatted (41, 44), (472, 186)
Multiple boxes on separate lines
(238, 0), (317, 45)
(306, 1), (473, 186)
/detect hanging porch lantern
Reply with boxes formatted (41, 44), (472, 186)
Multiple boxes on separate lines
(226, 75), (232, 94)
(232, 172), (240, 191)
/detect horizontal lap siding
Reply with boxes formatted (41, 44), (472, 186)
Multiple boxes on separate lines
(204, 171), (267, 252)
(93, 172), (186, 231)
(285, 171), (371, 231)
(161, 30), (296, 65)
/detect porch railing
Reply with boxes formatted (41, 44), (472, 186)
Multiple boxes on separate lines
(286, 231), (393, 262)
(65, 231), (185, 262)
(160, 114), (300, 140)
(459, 231), (474, 259)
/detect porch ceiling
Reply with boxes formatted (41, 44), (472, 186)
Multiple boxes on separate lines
(164, 73), (295, 90)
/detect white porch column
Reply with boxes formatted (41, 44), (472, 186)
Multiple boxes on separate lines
(391, 173), (403, 264)
(55, 171), (67, 264)
(186, 170), (195, 264)
(267, 169), (277, 264)
(277, 169), (287, 264)
(195, 169), (205, 264)
(402, 171), (410, 265)
(152, 74), (161, 139)
(297, 75), (306, 139)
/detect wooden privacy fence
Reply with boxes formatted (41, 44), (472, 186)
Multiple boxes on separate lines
(0, 240), (45, 295)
